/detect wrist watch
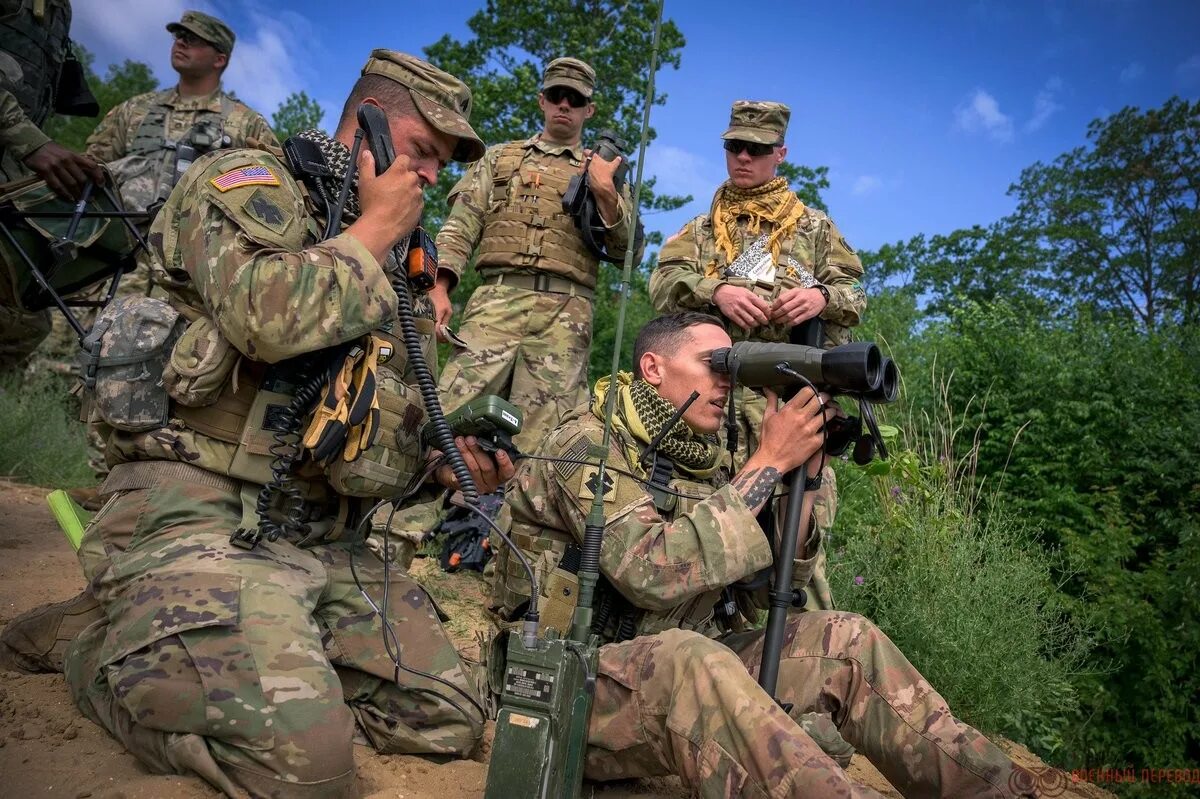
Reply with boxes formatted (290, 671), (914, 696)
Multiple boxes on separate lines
(814, 284), (830, 305)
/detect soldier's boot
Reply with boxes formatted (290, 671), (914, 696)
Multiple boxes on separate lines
(0, 589), (104, 673)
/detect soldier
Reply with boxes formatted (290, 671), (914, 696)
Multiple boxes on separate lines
(0, 0), (103, 370)
(85, 10), (279, 221)
(492, 312), (1035, 799)
(7, 50), (514, 798)
(434, 56), (642, 453)
(56, 10), (281, 495)
(648, 100), (867, 611)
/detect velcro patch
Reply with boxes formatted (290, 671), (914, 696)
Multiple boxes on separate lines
(579, 465), (617, 504)
(210, 165), (280, 192)
(554, 436), (591, 482)
(242, 188), (291, 234)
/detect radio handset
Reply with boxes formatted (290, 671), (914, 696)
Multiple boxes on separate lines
(356, 103), (437, 291)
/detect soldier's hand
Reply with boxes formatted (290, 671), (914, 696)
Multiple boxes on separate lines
(582, 150), (621, 224)
(753, 387), (829, 474)
(434, 435), (515, 494)
(713, 284), (770, 330)
(351, 148), (423, 263)
(23, 142), (104, 201)
(770, 286), (827, 326)
(430, 274), (453, 340)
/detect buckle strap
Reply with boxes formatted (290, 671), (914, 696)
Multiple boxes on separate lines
(481, 272), (595, 301)
(99, 460), (241, 497)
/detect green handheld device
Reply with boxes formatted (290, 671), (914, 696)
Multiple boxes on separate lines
(421, 394), (522, 457)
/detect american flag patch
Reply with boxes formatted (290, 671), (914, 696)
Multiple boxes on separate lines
(209, 165), (280, 192)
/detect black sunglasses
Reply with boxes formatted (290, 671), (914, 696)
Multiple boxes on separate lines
(723, 139), (776, 157)
(173, 29), (214, 49)
(544, 86), (588, 109)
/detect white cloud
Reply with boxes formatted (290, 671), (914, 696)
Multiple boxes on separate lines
(645, 144), (721, 203)
(851, 175), (882, 196)
(954, 88), (1013, 143)
(72, 1), (312, 121)
(1119, 62), (1145, 84)
(1176, 54), (1200, 87)
(1025, 76), (1063, 133)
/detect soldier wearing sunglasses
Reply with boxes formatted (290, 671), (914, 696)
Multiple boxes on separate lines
(649, 100), (867, 616)
(432, 57), (641, 457)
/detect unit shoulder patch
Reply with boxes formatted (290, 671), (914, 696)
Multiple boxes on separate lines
(243, 188), (291, 234)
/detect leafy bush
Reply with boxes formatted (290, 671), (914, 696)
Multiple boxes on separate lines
(828, 404), (1092, 757)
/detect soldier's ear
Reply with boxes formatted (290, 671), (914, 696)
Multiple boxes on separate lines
(214, 52), (229, 72)
(584, 103), (596, 121)
(774, 143), (788, 165)
(640, 351), (666, 387)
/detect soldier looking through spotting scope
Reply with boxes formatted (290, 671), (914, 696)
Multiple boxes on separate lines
(491, 311), (1037, 799)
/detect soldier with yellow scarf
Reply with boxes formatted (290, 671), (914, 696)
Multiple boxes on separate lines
(649, 100), (867, 610)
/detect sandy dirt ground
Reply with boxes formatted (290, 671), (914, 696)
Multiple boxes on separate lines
(0, 479), (1112, 799)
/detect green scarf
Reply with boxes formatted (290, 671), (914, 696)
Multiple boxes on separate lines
(592, 372), (722, 479)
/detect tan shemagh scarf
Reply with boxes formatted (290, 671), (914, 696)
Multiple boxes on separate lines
(591, 372), (722, 479)
(707, 176), (807, 277)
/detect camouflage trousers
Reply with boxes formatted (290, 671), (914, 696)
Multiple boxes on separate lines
(439, 282), (593, 453)
(63, 471), (483, 799)
(735, 386), (838, 610)
(584, 615), (1028, 799)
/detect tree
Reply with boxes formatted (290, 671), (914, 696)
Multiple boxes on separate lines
(421, 0), (691, 234)
(1010, 97), (1200, 331)
(778, 161), (829, 211)
(272, 91), (325, 141)
(44, 44), (158, 152)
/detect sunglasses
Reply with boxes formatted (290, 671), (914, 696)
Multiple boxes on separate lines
(544, 86), (588, 109)
(723, 139), (776, 157)
(173, 29), (214, 49)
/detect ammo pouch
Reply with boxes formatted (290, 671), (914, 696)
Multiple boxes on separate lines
(323, 332), (427, 498)
(80, 296), (183, 431)
(164, 315), (239, 407)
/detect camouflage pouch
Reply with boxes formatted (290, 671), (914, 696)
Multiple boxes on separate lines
(163, 316), (238, 407)
(107, 153), (167, 214)
(324, 335), (427, 498)
(80, 296), (183, 431)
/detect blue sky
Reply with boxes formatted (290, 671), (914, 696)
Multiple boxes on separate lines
(74, 1), (1200, 254)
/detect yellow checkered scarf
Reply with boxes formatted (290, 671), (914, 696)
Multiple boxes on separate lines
(708, 176), (807, 276)
(591, 373), (722, 479)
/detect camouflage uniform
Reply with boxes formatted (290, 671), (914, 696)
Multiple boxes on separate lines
(649, 101), (867, 611)
(493, 393), (1032, 799)
(0, 0), (72, 370)
(436, 58), (641, 453)
(61, 51), (489, 799)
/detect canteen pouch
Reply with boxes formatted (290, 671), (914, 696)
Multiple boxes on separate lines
(80, 296), (183, 431)
(164, 316), (239, 407)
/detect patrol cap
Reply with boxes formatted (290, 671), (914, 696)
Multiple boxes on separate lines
(542, 57), (595, 99)
(361, 49), (486, 164)
(721, 100), (790, 145)
(166, 11), (235, 55)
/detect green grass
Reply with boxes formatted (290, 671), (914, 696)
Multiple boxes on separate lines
(0, 370), (94, 488)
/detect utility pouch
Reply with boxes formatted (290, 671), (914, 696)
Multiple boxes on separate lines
(54, 43), (100, 117)
(79, 296), (183, 431)
(323, 332), (426, 498)
(227, 377), (296, 487)
(164, 316), (239, 407)
(324, 379), (426, 497)
(539, 566), (580, 635)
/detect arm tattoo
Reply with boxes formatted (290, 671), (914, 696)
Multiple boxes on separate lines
(730, 466), (782, 509)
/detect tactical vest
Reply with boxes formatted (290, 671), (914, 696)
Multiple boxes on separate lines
(0, 0), (70, 128)
(495, 417), (742, 644)
(110, 91), (236, 212)
(475, 140), (600, 289)
(699, 212), (854, 346)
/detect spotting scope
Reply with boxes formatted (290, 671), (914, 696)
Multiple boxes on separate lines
(710, 341), (898, 403)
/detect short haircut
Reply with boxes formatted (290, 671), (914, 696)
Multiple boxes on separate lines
(632, 312), (725, 379)
(337, 73), (419, 129)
